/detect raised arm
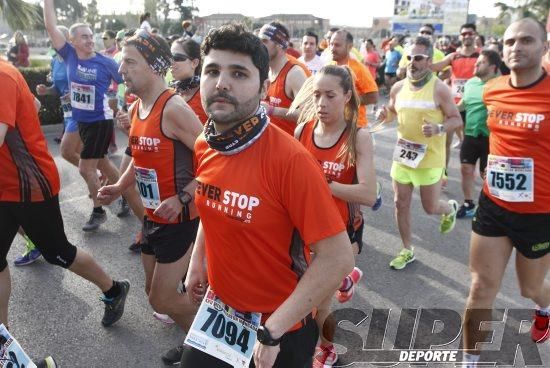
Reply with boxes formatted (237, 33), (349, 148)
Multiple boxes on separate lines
(43, 0), (67, 51)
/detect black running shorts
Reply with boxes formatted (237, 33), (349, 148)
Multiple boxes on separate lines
(460, 135), (489, 174)
(348, 219), (364, 254)
(180, 314), (318, 367)
(0, 196), (77, 271)
(78, 119), (114, 159)
(140, 216), (199, 264)
(472, 192), (550, 259)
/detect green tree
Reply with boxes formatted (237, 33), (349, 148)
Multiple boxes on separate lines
(54, 0), (84, 23)
(85, 0), (100, 30)
(0, 0), (41, 30)
(495, 0), (550, 24)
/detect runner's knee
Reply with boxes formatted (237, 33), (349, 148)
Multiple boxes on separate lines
(41, 243), (77, 269)
(469, 274), (499, 301)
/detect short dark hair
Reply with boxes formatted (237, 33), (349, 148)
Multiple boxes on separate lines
(103, 30), (116, 39)
(202, 23), (269, 87)
(421, 23), (435, 32)
(480, 49), (501, 71)
(460, 23), (477, 32)
(304, 31), (318, 46)
(411, 36), (433, 57)
(366, 38), (375, 48)
(334, 29), (353, 44)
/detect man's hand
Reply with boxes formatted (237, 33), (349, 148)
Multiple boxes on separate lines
(36, 84), (48, 96)
(253, 342), (281, 368)
(116, 110), (131, 131)
(375, 105), (389, 123)
(184, 254), (208, 305)
(97, 184), (123, 205)
(422, 119), (440, 137)
(153, 195), (183, 222)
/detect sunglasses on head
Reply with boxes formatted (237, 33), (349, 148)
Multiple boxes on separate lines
(406, 54), (429, 62)
(461, 31), (474, 37)
(172, 53), (190, 62)
(419, 30), (433, 36)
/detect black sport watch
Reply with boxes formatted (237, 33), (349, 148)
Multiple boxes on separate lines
(177, 189), (192, 206)
(256, 326), (281, 346)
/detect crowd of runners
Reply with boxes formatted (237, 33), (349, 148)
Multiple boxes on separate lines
(0, 0), (548, 366)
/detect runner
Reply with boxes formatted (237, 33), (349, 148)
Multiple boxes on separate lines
(384, 36), (402, 93)
(432, 23), (479, 166)
(96, 30), (203, 363)
(462, 19), (550, 367)
(0, 58), (129, 329)
(180, 24), (354, 367)
(329, 29), (378, 127)
(456, 50), (501, 219)
(362, 39), (381, 80)
(298, 31), (325, 75)
(259, 21), (310, 135)
(170, 37), (208, 124)
(377, 36), (461, 270)
(292, 65), (378, 367)
(43, 0), (122, 232)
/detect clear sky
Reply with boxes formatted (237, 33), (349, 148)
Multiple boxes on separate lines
(96, 0), (511, 27)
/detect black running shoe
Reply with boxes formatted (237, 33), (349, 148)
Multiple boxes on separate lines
(116, 198), (131, 218)
(161, 345), (185, 366)
(82, 211), (107, 232)
(100, 280), (130, 327)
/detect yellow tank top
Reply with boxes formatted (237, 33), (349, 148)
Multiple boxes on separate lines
(395, 76), (445, 168)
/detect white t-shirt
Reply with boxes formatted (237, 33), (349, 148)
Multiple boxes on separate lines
(140, 20), (152, 33)
(298, 54), (325, 75)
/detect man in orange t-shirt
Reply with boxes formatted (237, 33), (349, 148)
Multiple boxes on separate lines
(259, 21), (310, 135)
(0, 60), (129, 329)
(330, 29), (378, 127)
(180, 24), (354, 368)
(462, 19), (550, 367)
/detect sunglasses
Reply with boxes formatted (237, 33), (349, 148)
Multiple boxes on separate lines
(460, 31), (475, 37)
(419, 30), (433, 36)
(406, 54), (429, 62)
(172, 53), (190, 62)
(102, 37), (111, 40)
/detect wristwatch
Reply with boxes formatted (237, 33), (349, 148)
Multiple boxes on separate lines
(256, 325), (281, 346)
(177, 189), (193, 206)
(437, 124), (445, 135)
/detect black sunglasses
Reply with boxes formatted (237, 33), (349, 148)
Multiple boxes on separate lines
(172, 53), (190, 62)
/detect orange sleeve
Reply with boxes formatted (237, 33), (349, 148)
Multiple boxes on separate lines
(0, 74), (18, 127)
(353, 61), (378, 95)
(279, 149), (346, 245)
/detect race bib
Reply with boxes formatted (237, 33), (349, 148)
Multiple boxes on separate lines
(393, 138), (427, 168)
(0, 324), (37, 368)
(185, 288), (261, 368)
(71, 82), (95, 110)
(452, 78), (467, 99)
(60, 93), (72, 118)
(486, 155), (534, 202)
(134, 166), (161, 209)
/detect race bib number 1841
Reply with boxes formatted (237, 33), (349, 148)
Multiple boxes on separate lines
(185, 288), (261, 368)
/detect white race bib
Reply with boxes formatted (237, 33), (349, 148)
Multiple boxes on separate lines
(393, 138), (427, 168)
(185, 288), (261, 368)
(134, 166), (161, 209)
(71, 82), (95, 110)
(60, 93), (72, 118)
(451, 79), (467, 99)
(486, 155), (534, 202)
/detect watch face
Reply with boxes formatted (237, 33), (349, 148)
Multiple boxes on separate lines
(257, 327), (266, 342)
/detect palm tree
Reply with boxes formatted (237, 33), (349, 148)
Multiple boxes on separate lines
(495, 0), (550, 24)
(0, 0), (41, 30)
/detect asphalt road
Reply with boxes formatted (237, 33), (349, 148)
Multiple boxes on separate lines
(7, 109), (549, 367)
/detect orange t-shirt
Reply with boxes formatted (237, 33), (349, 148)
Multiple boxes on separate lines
(194, 123), (345, 316)
(266, 55), (311, 135)
(482, 73), (550, 213)
(336, 58), (378, 127)
(298, 121), (362, 229)
(450, 53), (479, 104)
(186, 89), (208, 125)
(0, 61), (60, 202)
(129, 89), (195, 223)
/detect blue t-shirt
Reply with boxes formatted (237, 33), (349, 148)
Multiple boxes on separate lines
(51, 57), (69, 96)
(385, 49), (401, 74)
(57, 43), (123, 123)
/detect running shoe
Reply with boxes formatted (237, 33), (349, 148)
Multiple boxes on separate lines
(389, 248), (415, 270)
(162, 345), (185, 365)
(456, 202), (477, 219)
(129, 231), (142, 253)
(440, 200), (459, 234)
(531, 310), (549, 343)
(336, 267), (363, 303)
(14, 237), (41, 266)
(153, 312), (175, 325)
(312, 344), (338, 367)
(100, 280), (130, 327)
(116, 197), (131, 218)
(371, 182), (382, 211)
(82, 211), (107, 232)
(36, 356), (58, 368)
